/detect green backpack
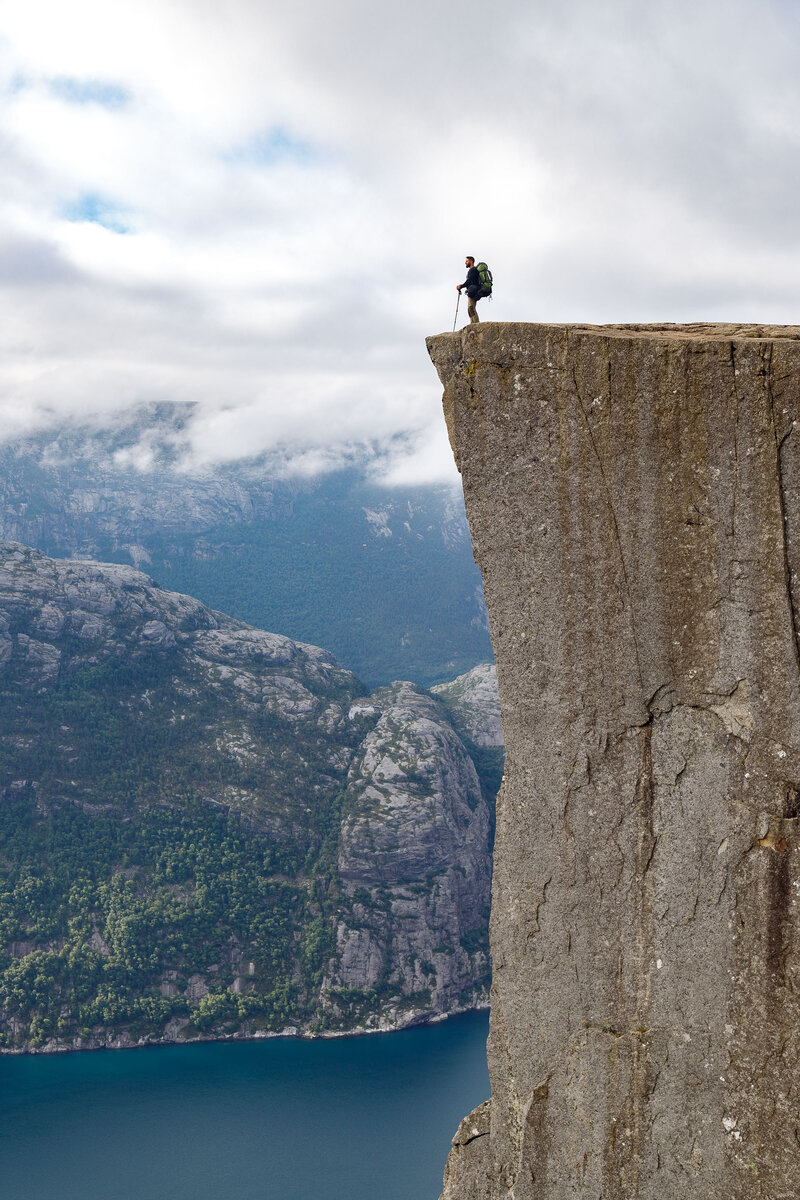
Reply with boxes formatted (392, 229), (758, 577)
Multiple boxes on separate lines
(476, 262), (493, 296)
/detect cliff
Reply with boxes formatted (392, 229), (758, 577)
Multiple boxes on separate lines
(0, 542), (492, 1051)
(326, 681), (491, 1020)
(427, 323), (800, 1199)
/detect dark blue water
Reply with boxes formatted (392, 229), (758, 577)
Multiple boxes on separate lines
(0, 1012), (489, 1200)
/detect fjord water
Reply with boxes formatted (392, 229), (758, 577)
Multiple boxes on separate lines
(0, 1011), (489, 1200)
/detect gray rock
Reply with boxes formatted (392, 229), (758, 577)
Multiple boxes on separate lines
(432, 663), (503, 748)
(15, 633), (61, 683)
(324, 681), (491, 1021)
(440, 1100), (493, 1200)
(428, 323), (800, 1200)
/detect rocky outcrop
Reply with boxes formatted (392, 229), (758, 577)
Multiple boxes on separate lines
(428, 324), (800, 1199)
(432, 664), (503, 748)
(440, 1099), (493, 1200)
(324, 682), (491, 1023)
(0, 542), (491, 1051)
(0, 541), (362, 835)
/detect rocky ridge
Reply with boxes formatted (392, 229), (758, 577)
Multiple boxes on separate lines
(0, 413), (291, 555)
(0, 541), (493, 1053)
(326, 681), (491, 1022)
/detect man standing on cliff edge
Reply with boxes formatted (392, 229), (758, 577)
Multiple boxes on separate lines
(457, 256), (483, 324)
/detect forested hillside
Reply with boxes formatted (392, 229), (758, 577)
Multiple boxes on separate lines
(0, 543), (494, 1052)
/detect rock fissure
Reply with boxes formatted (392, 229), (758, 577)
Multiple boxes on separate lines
(570, 356), (646, 695)
(729, 341), (741, 586)
(765, 343), (800, 683)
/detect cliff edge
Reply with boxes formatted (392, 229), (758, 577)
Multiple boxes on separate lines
(427, 323), (800, 1199)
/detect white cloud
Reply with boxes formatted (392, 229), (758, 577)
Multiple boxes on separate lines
(1, 0), (800, 482)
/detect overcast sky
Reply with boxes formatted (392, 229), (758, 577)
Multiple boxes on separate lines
(2, 0), (800, 483)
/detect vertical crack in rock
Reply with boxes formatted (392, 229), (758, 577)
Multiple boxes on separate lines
(427, 322), (800, 1200)
(569, 345), (645, 693)
(728, 341), (741, 597)
(765, 835), (791, 985)
(628, 721), (655, 1200)
(763, 338), (800, 686)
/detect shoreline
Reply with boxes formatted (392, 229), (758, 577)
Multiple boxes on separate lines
(0, 1000), (489, 1057)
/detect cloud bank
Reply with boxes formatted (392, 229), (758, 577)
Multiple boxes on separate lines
(1, 0), (799, 480)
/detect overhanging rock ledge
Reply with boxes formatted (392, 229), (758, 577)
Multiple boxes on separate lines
(427, 322), (800, 1200)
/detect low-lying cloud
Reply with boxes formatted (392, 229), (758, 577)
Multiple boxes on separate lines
(1, 0), (799, 482)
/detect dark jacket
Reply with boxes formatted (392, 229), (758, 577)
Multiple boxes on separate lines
(461, 265), (482, 299)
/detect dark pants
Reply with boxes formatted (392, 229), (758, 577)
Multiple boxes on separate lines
(466, 286), (482, 323)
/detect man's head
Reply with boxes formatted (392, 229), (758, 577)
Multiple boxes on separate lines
(465, 256), (475, 268)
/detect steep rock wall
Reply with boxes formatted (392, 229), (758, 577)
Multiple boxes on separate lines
(427, 323), (800, 1200)
(325, 681), (491, 1020)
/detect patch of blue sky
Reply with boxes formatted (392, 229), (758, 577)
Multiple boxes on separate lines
(49, 77), (131, 109)
(6, 72), (29, 96)
(224, 126), (320, 167)
(63, 193), (130, 234)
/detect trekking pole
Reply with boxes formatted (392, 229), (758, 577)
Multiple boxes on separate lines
(452, 291), (461, 333)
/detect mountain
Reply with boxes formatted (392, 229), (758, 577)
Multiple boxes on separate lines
(0, 411), (492, 687)
(0, 541), (492, 1053)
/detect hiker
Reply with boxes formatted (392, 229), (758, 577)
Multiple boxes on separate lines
(457, 256), (486, 324)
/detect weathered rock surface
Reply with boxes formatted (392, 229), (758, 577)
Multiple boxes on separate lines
(0, 541), (491, 1050)
(440, 1099), (493, 1200)
(432, 663), (503, 748)
(428, 323), (800, 1199)
(325, 681), (491, 1021)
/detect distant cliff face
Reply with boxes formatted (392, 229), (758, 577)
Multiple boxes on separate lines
(432, 664), (503, 748)
(428, 324), (800, 1200)
(0, 419), (491, 687)
(0, 542), (491, 1052)
(327, 681), (491, 1021)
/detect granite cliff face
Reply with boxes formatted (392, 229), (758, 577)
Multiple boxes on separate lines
(428, 324), (800, 1199)
(326, 681), (491, 1023)
(0, 542), (491, 1051)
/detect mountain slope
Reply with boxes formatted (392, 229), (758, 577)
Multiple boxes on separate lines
(0, 416), (492, 686)
(0, 542), (491, 1052)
